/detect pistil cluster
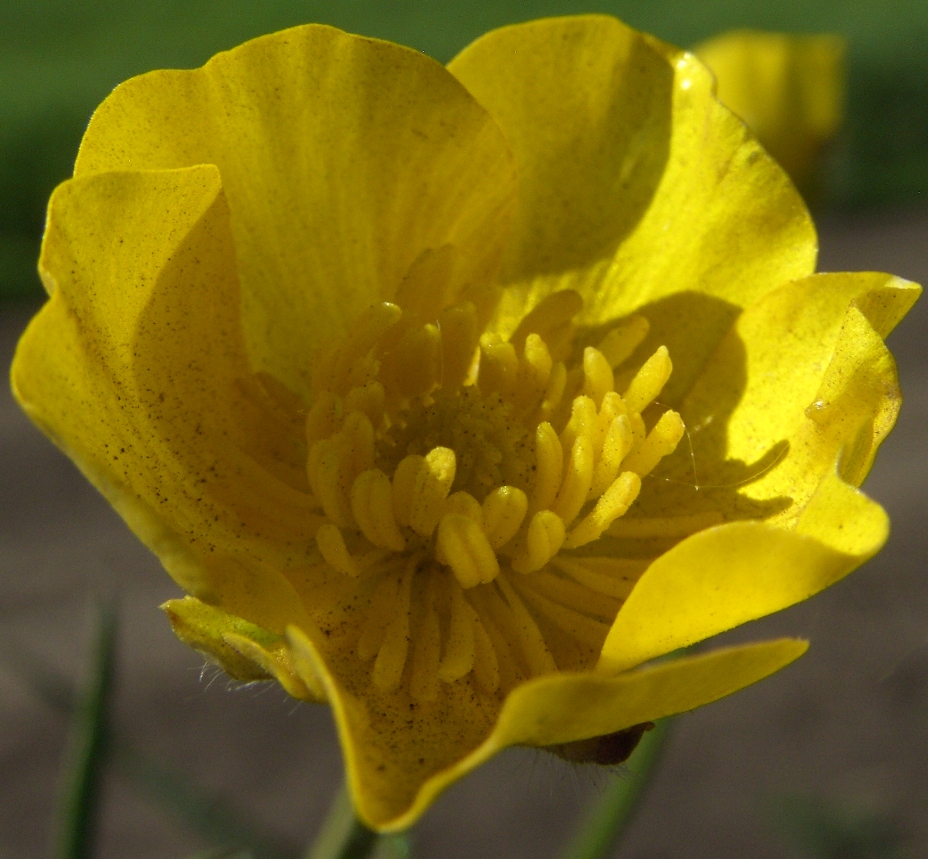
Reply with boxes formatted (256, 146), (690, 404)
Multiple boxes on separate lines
(304, 290), (684, 701)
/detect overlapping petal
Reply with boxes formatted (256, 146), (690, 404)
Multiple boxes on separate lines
(75, 25), (517, 396)
(449, 15), (816, 401)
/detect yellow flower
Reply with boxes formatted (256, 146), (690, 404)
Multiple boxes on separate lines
(694, 30), (846, 192)
(11, 15), (918, 831)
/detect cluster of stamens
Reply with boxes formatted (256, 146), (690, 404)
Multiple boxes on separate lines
(304, 290), (685, 700)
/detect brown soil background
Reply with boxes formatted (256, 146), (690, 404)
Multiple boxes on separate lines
(2, 206), (927, 858)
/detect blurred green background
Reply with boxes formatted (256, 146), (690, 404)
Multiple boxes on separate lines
(3, 0), (928, 300)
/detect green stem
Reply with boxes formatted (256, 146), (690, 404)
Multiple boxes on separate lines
(559, 718), (672, 859)
(305, 783), (379, 859)
(53, 602), (117, 859)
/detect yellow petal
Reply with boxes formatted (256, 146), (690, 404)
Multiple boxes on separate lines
(599, 509), (884, 673)
(387, 638), (806, 830)
(679, 271), (920, 520)
(74, 25), (517, 397)
(449, 15), (815, 401)
(11, 166), (317, 629)
(694, 30), (846, 189)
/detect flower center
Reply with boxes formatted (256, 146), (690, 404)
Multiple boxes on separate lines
(305, 291), (685, 700)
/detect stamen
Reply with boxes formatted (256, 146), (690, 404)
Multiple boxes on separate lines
(512, 510), (566, 573)
(623, 345), (672, 414)
(392, 454), (424, 528)
(437, 513), (500, 588)
(590, 414), (633, 497)
(391, 324), (442, 400)
(316, 523), (359, 577)
(470, 609), (500, 693)
(307, 438), (352, 528)
(514, 334), (553, 414)
(509, 289), (583, 352)
(552, 556), (644, 599)
(582, 347), (614, 409)
(344, 381), (385, 428)
(564, 471), (641, 548)
(532, 423), (563, 514)
(351, 469), (406, 551)
(372, 560), (415, 691)
(306, 391), (341, 446)
(524, 570), (621, 621)
(438, 583), (476, 683)
(478, 336), (519, 398)
(408, 447), (456, 537)
(551, 435), (594, 526)
(596, 315), (650, 368)
(607, 511), (725, 538)
(437, 302), (478, 390)
(496, 578), (558, 675)
(482, 486), (528, 550)
(513, 580), (611, 648)
(621, 410), (686, 477)
(357, 572), (401, 660)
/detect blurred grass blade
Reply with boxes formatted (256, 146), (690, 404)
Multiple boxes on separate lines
(53, 601), (117, 859)
(0, 631), (300, 859)
(559, 718), (672, 859)
(306, 782), (379, 859)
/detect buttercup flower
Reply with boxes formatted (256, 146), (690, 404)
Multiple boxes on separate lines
(11, 15), (918, 831)
(694, 30), (846, 190)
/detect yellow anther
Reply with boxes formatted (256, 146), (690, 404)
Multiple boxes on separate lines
(316, 523), (359, 577)
(482, 486), (528, 550)
(344, 381), (385, 428)
(621, 410), (685, 476)
(305, 391), (341, 446)
(564, 471), (641, 548)
(509, 289), (583, 351)
(559, 396), (597, 460)
(438, 302), (479, 391)
(479, 337), (519, 398)
(515, 333), (553, 413)
(339, 411), (375, 481)
(597, 315), (650, 368)
(393, 323), (442, 400)
(351, 469), (406, 551)
(372, 562), (414, 691)
(332, 302), (402, 392)
(438, 585), (476, 683)
(512, 510), (566, 573)
(623, 345), (672, 414)
(590, 414), (634, 497)
(444, 491), (483, 524)
(409, 447), (457, 537)
(552, 435), (595, 526)
(582, 347), (614, 409)
(392, 454), (423, 528)
(438, 514), (500, 588)
(307, 438), (352, 528)
(537, 361), (567, 423)
(532, 422), (563, 513)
